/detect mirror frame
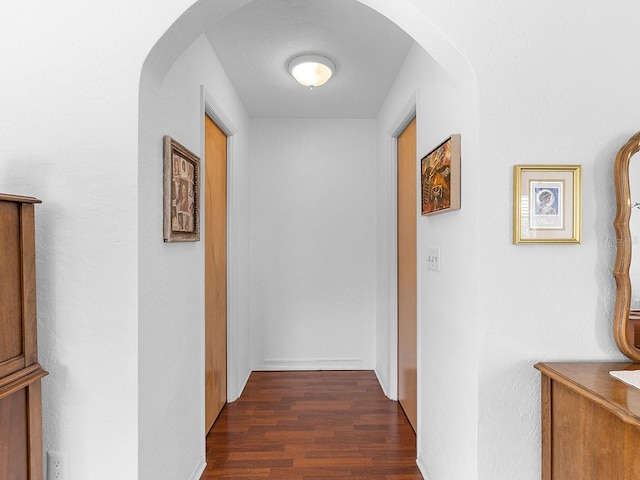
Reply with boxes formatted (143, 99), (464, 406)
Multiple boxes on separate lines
(613, 131), (640, 361)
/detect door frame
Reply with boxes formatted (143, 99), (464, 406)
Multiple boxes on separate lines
(386, 90), (423, 441)
(199, 86), (238, 438)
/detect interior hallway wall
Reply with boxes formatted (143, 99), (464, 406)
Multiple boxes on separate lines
(396, 2), (640, 479)
(466, 3), (638, 477)
(139, 35), (251, 480)
(375, 42), (479, 480)
(0, 1), (198, 478)
(249, 118), (377, 371)
(5, 1), (640, 480)
(2, 1), (470, 476)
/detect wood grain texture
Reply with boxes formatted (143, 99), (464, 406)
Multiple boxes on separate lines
(0, 388), (28, 480)
(202, 370), (421, 479)
(536, 362), (640, 480)
(0, 365), (48, 400)
(205, 115), (228, 433)
(0, 193), (41, 204)
(27, 381), (44, 480)
(0, 195), (47, 480)
(552, 382), (624, 478)
(397, 117), (417, 432)
(0, 201), (24, 367)
(613, 131), (640, 361)
(21, 204), (38, 366)
(541, 374), (552, 480)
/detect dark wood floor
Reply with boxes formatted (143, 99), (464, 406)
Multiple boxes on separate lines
(202, 370), (423, 480)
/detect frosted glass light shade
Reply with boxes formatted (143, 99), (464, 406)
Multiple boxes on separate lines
(288, 55), (336, 88)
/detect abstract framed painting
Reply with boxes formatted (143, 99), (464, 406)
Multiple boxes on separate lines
(163, 135), (200, 242)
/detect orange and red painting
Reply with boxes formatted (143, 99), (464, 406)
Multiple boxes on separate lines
(421, 135), (461, 216)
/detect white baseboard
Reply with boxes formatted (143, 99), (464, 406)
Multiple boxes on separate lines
(253, 358), (373, 371)
(416, 456), (428, 479)
(229, 369), (251, 402)
(374, 367), (392, 399)
(189, 458), (206, 480)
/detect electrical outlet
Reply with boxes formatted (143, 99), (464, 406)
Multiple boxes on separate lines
(426, 247), (441, 272)
(47, 451), (68, 480)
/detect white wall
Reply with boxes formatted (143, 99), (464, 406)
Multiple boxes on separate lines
(390, 1), (640, 479)
(0, 1), (192, 478)
(376, 43), (479, 480)
(466, 3), (639, 477)
(4, 1), (640, 480)
(375, 2), (640, 478)
(249, 118), (377, 371)
(139, 34), (251, 480)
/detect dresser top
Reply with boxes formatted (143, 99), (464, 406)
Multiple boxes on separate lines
(0, 193), (41, 204)
(535, 362), (640, 425)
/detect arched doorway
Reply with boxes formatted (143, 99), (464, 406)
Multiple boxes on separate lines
(139, 2), (478, 478)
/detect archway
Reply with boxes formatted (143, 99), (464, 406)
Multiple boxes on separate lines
(139, 1), (478, 479)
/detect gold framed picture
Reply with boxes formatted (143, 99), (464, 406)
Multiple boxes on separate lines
(513, 164), (582, 244)
(163, 135), (200, 242)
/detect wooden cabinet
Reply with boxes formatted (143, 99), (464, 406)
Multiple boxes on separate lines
(535, 362), (640, 480)
(0, 194), (47, 480)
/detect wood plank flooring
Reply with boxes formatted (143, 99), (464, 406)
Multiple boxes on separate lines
(202, 370), (423, 479)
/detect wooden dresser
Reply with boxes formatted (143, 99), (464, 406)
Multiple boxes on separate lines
(535, 362), (640, 480)
(0, 194), (48, 480)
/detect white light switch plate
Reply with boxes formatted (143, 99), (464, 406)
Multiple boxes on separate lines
(427, 247), (440, 271)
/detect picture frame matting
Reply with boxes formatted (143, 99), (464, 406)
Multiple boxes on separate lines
(513, 164), (582, 244)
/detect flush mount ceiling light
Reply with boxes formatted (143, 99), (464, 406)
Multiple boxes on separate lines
(288, 55), (336, 88)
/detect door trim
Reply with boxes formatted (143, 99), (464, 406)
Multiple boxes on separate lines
(388, 93), (417, 138)
(201, 87), (238, 137)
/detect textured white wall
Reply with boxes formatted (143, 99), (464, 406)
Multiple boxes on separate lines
(452, 4), (638, 479)
(139, 35), (251, 480)
(249, 118), (377, 371)
(0, 1), (194, 479)
(3, 1), (640, 480)
(375, 43), (479, 480)
(375, 2), (640, 478)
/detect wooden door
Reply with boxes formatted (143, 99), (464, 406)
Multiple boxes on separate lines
(397, 117), (417, 432)
(204, 115), (227, 433)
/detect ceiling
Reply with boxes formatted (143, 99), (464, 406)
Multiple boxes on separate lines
(205, 0), (414, 118)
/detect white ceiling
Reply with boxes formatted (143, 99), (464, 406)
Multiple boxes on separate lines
(205, 0), (414, 118)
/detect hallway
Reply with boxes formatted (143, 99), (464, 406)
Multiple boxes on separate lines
(202, 370), (422, 479)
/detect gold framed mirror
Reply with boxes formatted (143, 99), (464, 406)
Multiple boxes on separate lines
(613, 131), (640, 361)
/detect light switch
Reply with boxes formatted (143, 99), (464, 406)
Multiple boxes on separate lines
(427, 247), (440, 272)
